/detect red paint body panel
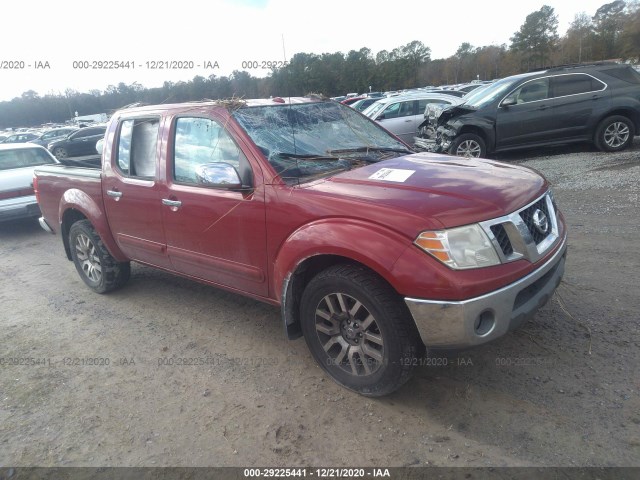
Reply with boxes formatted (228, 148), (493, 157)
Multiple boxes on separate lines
(34, 99), (566, 312)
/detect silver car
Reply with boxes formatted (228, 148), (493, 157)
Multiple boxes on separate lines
(0, 144), (58, 222)
(362, 93), (465, 145)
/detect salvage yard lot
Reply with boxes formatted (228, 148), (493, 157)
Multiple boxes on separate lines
(1, 142), (639, 467)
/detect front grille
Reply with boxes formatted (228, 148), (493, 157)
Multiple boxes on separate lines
(490, 224), (514, 256)
(519, 197), (552, 244)
(481, 192), (559, 264)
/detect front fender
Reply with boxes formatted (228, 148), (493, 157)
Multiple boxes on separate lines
(59, 189), (127, 262)
(273, 218), (412, 303)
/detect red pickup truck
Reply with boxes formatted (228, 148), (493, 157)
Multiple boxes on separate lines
(34, 97), (567, 396)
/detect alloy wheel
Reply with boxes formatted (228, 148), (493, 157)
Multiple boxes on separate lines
(313, 292), (384, 376)
(75, 233), (102, 283)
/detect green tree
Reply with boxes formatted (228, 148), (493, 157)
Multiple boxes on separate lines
(620, 2), (640, 59)
(592, 0), (627, 59)
(562, 12), (594, 63)
(510, 5), (559, 69)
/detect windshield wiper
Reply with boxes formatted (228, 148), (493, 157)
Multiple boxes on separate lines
(325, 146), (414, 155)
(274, 152), (342, 161)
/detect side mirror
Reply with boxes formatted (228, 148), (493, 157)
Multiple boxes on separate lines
(195, 162), (243, 189)
(376, 114), (385, 120)
(501, 97), (517, 107)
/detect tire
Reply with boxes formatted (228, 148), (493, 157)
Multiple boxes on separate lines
(449, 133), (486, 158)
(69, 219), (130, 293)
(595, 115), (635, 152)
(53, 147), (68, 159)
(300, 264), (423, 396)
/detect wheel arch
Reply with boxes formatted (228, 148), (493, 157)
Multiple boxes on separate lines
(593, 109), (640, 139)
(457, 125), (493, 153)
(274, 219), (412, 340)
(59, 189), (126, 262)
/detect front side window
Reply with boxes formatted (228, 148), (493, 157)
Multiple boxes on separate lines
(116, 118), (159, 178)
(505, 78), (550, 104)
(173, 117), (248, 185)
(380, 102), (401, 119)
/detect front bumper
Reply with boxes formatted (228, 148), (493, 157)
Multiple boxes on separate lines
(405, 235), (567, 348)
(0, 195), (41, 222)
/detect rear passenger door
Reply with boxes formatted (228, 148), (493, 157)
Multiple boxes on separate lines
(102, 117), (171, 268)
(548, 73), (607, 140)
(377, 100), (417, 143)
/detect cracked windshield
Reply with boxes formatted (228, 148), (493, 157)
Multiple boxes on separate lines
(233, 101), (411, 184)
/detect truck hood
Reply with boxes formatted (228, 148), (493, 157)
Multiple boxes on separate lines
(308, 152), (547, 232)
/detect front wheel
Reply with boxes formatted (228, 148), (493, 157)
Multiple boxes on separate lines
(69, 219), (130, 293)
(300, 264), (423, 396)
(595, 115), (635, 152)
(449, 133), (486, 158)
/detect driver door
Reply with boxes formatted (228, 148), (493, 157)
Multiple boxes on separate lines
(161, 115), (269, 297)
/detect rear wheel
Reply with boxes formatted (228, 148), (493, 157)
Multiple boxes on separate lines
(69, 219), (130, 293)
(595, 115), (634, 152)
(449, 133), (486, 158)
(300, 264), (423, 396)
(53, 147), (68, 159)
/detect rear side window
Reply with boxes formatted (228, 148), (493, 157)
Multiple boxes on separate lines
(551, 74), (605, 97)
(600, 66), (640, 84)
(0, 148), (56, 170)
(419, 99), (449, 113)
(116, 118), (159, 179)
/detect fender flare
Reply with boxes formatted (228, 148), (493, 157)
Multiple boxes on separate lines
(273, 218), (412, 338)
(58, 189), (127, 262)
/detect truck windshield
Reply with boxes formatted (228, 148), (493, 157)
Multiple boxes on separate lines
(232, 101), (408, 183)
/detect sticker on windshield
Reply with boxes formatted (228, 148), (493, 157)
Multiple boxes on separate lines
(368, 168), (415, 182)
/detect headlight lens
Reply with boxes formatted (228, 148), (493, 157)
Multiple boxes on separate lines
(415, 224), (500, 269)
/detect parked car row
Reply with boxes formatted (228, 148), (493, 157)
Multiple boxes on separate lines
(0, 143), (58, 222)
(340, 63), (640, 159)
(422, 62), (640, 157)
(361, 92), (466, 144)
(1, 124), (107, 160)
(46, 126), (106, 159)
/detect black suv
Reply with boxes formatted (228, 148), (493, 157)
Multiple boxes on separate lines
(434, 63), (640, 157)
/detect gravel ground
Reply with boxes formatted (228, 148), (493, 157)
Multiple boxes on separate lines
(0, 140), (639, 469)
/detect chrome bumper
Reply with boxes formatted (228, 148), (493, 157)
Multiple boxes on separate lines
(38, 216), (54, 234)
(0, 195), (40, 222)
(405, 236), (567, 348)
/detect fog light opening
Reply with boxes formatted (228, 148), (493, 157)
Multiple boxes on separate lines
(474, 310), (495, 336)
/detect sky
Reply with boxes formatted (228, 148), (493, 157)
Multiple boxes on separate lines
(0, 0), (613, 103)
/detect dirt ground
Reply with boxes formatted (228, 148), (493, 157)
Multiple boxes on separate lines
(1, 142), (639, 468)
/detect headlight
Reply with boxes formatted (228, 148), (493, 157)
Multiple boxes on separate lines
(414, 224), (500, 270)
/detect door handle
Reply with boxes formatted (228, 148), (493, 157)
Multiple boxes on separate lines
(162, 199), (182, 208)
(106, 190), (123, 199)
(404, 119), (412, 122)
(538, 104), (547, 110)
